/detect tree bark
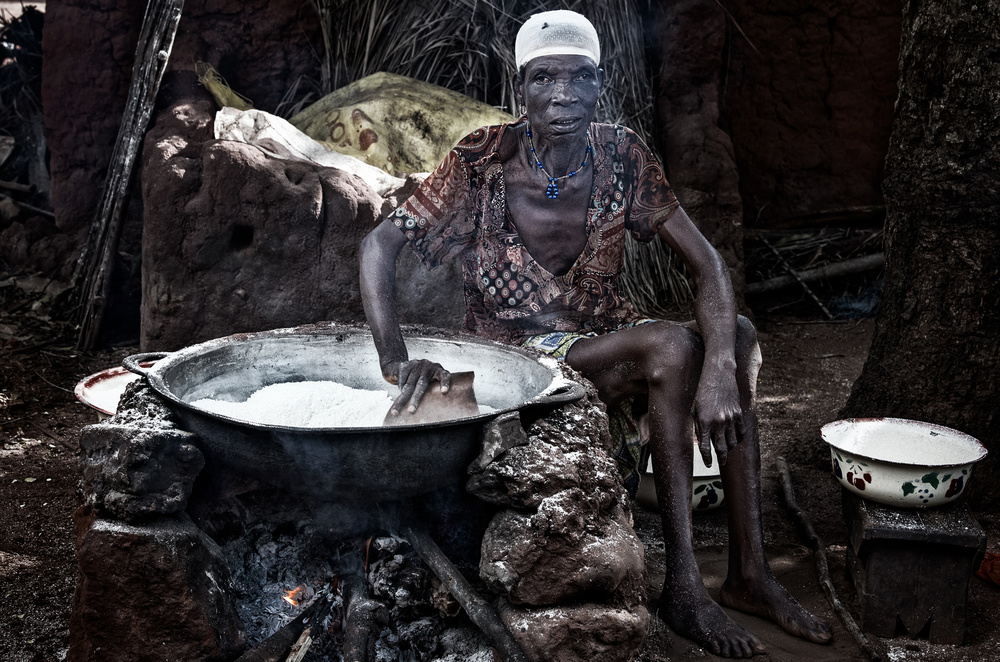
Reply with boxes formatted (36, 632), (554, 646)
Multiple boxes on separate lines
(842, 0), (1000, 506)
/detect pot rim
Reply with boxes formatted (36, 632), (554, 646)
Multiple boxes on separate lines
(125, 324), (584, 432)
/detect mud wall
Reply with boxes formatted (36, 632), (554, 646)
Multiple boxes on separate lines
(40, 0), (903, 246)
(40, 0), (323, 253)
(34, 0), (902, 321)
(720, 0), (902, 226)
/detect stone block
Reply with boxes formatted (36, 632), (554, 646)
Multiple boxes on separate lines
(480, 493), (644, 607)
(500, 600), (649, 662)
(79, 419), (205, 523)
(68, 511), (245, 662)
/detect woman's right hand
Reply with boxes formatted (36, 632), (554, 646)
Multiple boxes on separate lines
(383, 359), (451, 416)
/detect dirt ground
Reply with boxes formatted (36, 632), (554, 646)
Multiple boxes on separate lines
(1, 274), (997, 662)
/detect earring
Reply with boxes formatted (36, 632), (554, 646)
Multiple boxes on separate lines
(519, 104), (526, 116)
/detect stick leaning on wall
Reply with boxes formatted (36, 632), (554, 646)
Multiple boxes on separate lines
(72, 0), (184, 351)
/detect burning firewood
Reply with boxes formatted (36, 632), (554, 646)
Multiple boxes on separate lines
(233, 592), (332, 662)
(285, 592), (335, 662)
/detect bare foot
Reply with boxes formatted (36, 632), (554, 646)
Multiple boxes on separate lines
(719, 574), (834, 644)
(659, 589), (766, 658)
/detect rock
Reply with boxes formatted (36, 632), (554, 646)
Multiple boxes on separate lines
(480, 495), (644, 607)
(111, 379), (180, 429)
(466, 411), (529, 475)
(500, 600), (649, 662)
(79, 384), (207, 523)
(467, 431), (622, 510)
(79, 422), (205, 523)
(68, 510), (245, 662)
(140, 92), (385, 349)
(467, 375), (619, 509)
(471, 361), (648, 655)
(524, 379), (616, 456)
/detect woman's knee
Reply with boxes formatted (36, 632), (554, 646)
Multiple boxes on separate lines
(735, 315), (762, 372)
(642, 323), (703, 387)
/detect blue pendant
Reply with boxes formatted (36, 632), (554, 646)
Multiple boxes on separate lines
(546, 181), (559, 199)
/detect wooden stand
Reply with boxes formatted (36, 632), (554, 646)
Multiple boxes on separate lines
(842, 489), (986, 644)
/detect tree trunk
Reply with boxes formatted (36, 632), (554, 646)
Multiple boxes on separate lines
(842, 1), (1000, 507)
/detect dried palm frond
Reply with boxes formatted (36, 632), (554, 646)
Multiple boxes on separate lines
(196, 62), (253, 110)
(273, 75), (317, 119)
(305, 0), (692, 311)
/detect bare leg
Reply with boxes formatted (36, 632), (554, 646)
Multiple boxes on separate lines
(715, 318), (833, 644)
(568, 322), (763, 658)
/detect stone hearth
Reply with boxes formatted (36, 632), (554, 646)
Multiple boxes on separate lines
(69, 331), (648, 662)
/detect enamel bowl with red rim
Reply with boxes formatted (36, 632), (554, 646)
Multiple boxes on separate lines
(74, 362), (157, 420)
(821, 417), (987, 508)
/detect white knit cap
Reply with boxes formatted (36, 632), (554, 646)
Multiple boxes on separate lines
(515, 10), (601, 69)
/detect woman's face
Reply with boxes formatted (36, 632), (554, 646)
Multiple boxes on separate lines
(520, 54), (602, 142)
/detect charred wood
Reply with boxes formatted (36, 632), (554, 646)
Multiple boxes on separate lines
(0, 180), (33, 194)
(402, 524), (530, 662)
(760, 236), (834, 319)
(746, 253), (885, 295)
(342, 571), (388, 662)
(234, 597), (323, 662)
(1, 193), (53, 218)
(285, 594), (335, 662)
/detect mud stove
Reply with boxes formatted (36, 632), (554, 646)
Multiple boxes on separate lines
(68, 325), (650, 662)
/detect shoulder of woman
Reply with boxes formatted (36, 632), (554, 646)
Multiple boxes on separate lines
(454, 123), (512, 158)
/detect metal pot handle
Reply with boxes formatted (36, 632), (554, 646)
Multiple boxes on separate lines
(531, 380), (587, 407)
(122, 352), (169, 377)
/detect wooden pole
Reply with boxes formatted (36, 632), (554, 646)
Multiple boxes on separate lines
(745, 253), (885, 296)
(72, 0), (184, 350)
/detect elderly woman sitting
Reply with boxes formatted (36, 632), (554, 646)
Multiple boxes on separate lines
(360, 9), (833, 658)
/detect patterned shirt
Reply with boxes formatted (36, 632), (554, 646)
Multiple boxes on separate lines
(390, 120), (680, 344)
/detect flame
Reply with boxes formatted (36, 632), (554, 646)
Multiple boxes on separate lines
(283, 586), (305, 606)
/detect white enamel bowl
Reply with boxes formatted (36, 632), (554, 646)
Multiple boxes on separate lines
(821, 417), (987, 508)
(636, 442), (724, 512)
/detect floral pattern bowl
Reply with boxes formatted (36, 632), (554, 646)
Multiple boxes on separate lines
(821, 417), (987, 508)
(636, 442), (724, 512)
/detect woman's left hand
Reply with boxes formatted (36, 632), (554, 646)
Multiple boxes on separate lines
(692, 365), (744, 468)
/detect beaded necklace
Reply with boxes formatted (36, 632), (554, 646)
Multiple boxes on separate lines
(526, 124), (592, 199)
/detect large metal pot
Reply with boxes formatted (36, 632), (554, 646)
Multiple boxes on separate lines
(124, 324), (583, 502)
